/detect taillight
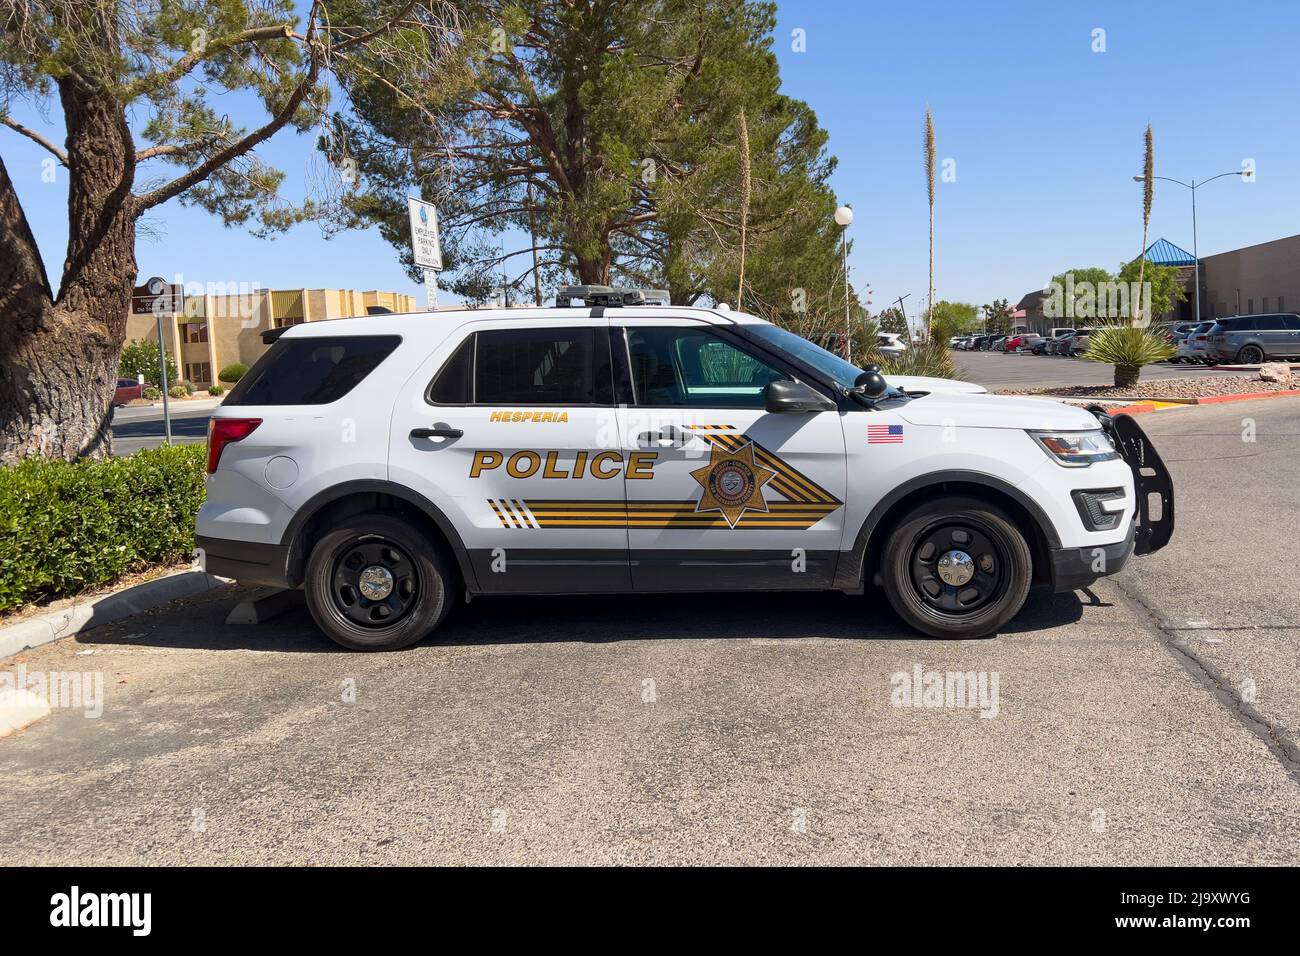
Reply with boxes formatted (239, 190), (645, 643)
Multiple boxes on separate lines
(1195, 334), (1207, 341)
(207, 417), (262, 473)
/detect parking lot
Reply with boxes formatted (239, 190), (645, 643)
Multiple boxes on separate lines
(4, 397), (1298, 865)
(951, 348), (1243, 392)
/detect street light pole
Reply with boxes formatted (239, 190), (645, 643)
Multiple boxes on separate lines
(1133, 171), (1245, 321)
(834, 205), (854, 361)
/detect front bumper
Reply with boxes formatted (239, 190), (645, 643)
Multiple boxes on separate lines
(1049, 519), (1135, 592)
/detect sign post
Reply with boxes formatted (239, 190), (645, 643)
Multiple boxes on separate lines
(133, 277), (179, 444)
(407, 198), (442, 311)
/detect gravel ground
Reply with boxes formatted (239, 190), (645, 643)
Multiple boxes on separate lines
(997, 374), (1297, 400)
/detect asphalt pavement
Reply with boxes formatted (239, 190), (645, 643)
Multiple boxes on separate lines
(110, 401), (216, 455)
(951, 349), (1244, 391)
(4, 397), (1299, 865)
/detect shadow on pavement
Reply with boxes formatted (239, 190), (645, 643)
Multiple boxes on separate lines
(75, 583), (1087, 653)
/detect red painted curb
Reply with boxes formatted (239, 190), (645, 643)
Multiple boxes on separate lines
(1109, 404), (1158, 416)
(1192, 389), (1300, 405)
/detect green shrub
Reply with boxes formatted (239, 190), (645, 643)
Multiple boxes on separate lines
(142, 385), (161, 401)
(208, 385), (225, 396)
(118, 339), (178, 389)
(168, 384), (188, 399)
(218, 362), (248, 383)
(0, 444), (207, 612)
(1082, 324), (1175, 388)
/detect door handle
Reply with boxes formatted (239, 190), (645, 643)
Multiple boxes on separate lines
(410, 426), (463, 439)
(637, 427), (687, 447)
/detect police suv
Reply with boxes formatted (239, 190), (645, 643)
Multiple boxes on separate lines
(197, 287), (1173, 650)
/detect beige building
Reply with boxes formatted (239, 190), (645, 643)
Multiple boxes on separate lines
(127, 285), (419, 386)
(1201, 234), (1300, 320)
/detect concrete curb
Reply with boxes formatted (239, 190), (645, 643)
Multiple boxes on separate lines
(0, 570), (233, 660)
(1191, 388), (1300, 405)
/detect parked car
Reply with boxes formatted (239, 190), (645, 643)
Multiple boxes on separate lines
(1204, 313), (1300, 365)
(196, 293), (1171, 649)
(1067, 328), (1096, 357)
(969, 335), (990, 351)
(989, 336), (1008, 352)
(1004, 333), (1042, 353)
(878, 332), (908, 358)
(113, 377), (143, 407)
(1174, 321), (1215, 364)
(1163, 322), (1200, 348)
(1043, 330), (1075, 355)
(1030, 336), (1053, 355)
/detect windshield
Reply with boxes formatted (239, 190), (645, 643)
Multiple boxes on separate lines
(739, 323), (905, 398)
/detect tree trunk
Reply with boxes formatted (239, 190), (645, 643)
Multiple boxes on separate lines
(0, 82), (138, 463)
(1114, 364), (1140, 390)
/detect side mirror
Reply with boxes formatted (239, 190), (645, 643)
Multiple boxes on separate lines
(854, 365), (888, 398)
(764, 379), (836, 414)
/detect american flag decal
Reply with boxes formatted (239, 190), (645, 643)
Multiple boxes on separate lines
(868, 424), (904, 444)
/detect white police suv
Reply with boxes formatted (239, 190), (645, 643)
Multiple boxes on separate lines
(197, 289), (1172, 650)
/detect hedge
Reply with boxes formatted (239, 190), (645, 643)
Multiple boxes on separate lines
(0, 443), (207, 613)
(218, 362), (248, 383)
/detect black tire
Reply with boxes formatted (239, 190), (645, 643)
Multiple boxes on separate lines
(304, 512), (454, 651)
(1236, 345), (1265, 365)
(880, 496), (1033, 639)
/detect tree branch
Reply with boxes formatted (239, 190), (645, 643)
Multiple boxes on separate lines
(1, 116), (68, 166)
(124, 24), (296, 100)
(134, 43), (322, 212)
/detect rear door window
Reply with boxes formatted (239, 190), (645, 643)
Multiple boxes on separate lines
(472, 327), (610, 405)
(225, 335), (401, 406)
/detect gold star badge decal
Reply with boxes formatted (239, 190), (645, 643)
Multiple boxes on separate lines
(689, 440), (777, 528)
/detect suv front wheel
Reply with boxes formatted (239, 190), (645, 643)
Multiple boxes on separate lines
(880, 496), (1033, 639)
(304, 513), (453, 651)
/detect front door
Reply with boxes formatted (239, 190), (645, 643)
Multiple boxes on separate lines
(388, 317), (630, 593)
(611, 318), (849, 590)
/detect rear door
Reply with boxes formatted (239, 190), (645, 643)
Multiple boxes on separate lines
(388, 317), (630, 593)
(610, 317), (848, 591)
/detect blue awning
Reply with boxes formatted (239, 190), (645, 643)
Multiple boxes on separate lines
(1143, 238), (1197, 266)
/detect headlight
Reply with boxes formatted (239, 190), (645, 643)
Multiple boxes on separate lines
(1027, 429), (1120, 467)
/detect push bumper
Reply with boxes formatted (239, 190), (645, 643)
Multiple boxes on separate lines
(197, 535), (293, 589)
(1087, 406), (1175, 556)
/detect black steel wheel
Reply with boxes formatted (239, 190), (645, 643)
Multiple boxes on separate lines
(880, 496), (1033, 639)
(330, 538), (419, 629)
(305, 513), (453, 651)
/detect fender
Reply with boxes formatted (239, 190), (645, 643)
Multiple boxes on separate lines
(280, 479), (480, 591)
(833, 469), (1061, 591)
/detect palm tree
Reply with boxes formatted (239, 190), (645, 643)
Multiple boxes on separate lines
(1136, 124), (1154, 324)
(924, 108), (936, 340)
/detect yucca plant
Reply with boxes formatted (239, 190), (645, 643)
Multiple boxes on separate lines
(923, 108), (937, 340)
(1081, 324), (1175, 389)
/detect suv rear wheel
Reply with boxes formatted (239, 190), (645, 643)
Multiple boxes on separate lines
(304, 513), (453, 651)
(1236, 344), (1265, 365)
(880, 496), (1033, 639)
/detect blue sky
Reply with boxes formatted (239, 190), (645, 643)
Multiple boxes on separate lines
(5, 0), (1298, 317)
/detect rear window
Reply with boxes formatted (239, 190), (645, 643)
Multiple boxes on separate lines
(224, 335), (401, 406)
(427, 327), (611, 405)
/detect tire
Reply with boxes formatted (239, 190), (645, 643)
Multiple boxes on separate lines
(1236, 344), (1265, 365)
(879, 496), (1033, 639)
(304, 512), (454, 651)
